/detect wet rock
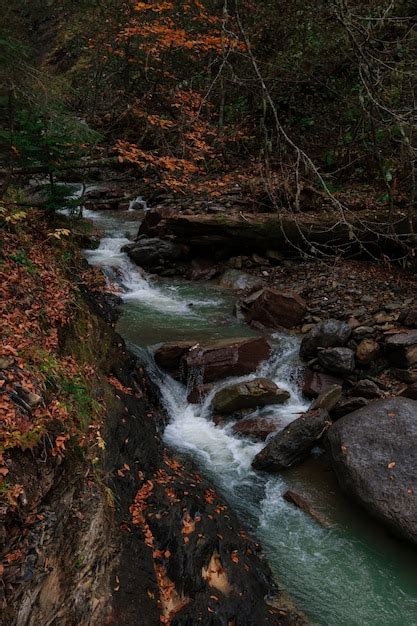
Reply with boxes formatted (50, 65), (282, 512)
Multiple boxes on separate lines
(155, 337), (272, 383)
(384, 331), (417, 368)
(311, 384), (343, 412)
(122, 237), (184, 270)
(302, 369), (343, 399)
(154, 341), (195, 372)
(399, 308), (417, 328)
(351, 379), (383, 399)
(232, 417), (277, 440)
(317, 347), (355, 376)
(242, 288), (306, 330)
(187, 384), (213, 404)
(328, 397), (417, 545)
(356, 339), (380, 365)
(183, 337), (272, 384)
(218, 269), (264, 291)
(283, 490), (333, 528)
(300, 319), (351, 360)
(331, 397), (368, 420)
(212, 378), (290, 414)
(352, 326), (376, 340)
(252, 409), (331, 472)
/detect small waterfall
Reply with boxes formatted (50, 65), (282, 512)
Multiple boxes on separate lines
(65, 184), (417, 626)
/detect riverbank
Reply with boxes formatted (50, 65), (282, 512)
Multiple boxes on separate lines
(0, 207), (305, 625)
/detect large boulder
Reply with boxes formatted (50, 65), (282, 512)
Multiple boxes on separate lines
(384, 331), (417, 368)
(212, 378), (290, 414)
(252, 409), (331, 472)
(328, 397), (417, 545)
(300, 319), (351, 360)
(242, 288), (306, 329)
(317, 347), (355, 376)
(122, 236), (184, 270)
(154, 337), (271, 383)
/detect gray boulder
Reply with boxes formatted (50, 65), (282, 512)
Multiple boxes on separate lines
(212, 378), (290, 414)
(300, 319), (351, 359)
(123, 237), (183, 269)
(328, 397), (417, 545)
(318, 347), (355, 376)
(252, 409), (331, 472)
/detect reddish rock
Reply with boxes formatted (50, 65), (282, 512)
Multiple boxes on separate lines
(242, 288), (306, 329)
(183, 337), (272, 384)
(302, 369), (343, 398)
(155, 337), (271, 383)
(154, 341), (195, 372)
(233, 418), (277, 441)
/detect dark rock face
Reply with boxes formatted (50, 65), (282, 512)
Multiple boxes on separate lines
(122, 237), (184, 270)
(233, 417), (277, 440)
(242, 288), (306, 329)
(331, 397), (368, 420)
(300, 319), (351, 359)
(154, 341), (195, 372)
(302, 369), (343, 398)
(252, 409), (331, 472)
(318, 347), (355, 376)
(212, 378), (290, 414)
(351, 379), (383, 399)
(154, 337), (271, 383)
(384, 331), (417, 368)
(328, 397), (417, 545)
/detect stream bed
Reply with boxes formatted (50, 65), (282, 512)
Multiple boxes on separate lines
(77, 204), (417, 626)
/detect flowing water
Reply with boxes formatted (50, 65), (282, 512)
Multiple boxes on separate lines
(70, 201), (417, 625)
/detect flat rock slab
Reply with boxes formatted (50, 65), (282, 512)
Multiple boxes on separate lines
(155, 337), (272, 383)
(328, 397), (417, 545)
